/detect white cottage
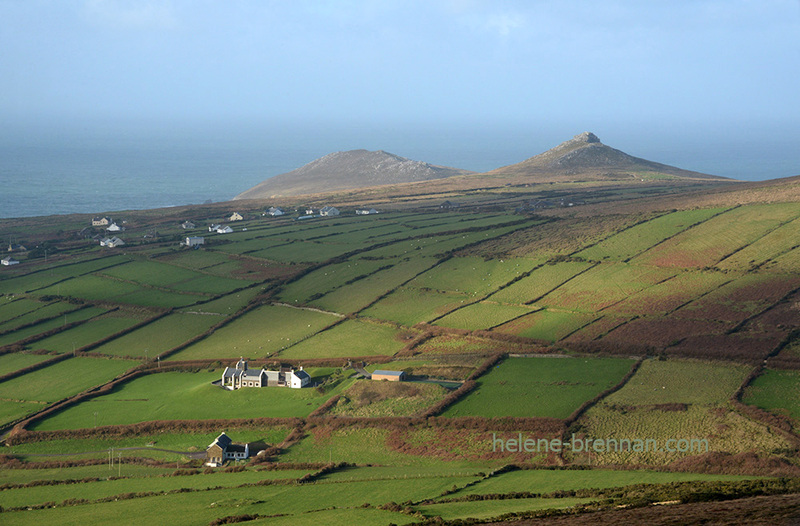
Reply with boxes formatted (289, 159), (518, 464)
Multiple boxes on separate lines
(320, 206), (340, 217)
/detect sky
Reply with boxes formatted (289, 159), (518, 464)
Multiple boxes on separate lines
(1, 0), (799, 178)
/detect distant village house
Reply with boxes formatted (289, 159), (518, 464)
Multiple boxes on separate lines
(106, 222), (124, 232)
(319, 206), (340, 217)
(209, 224), (233, 234)
(99, 237), (125, 248)
(265, 207), (284, 216)
(92, 217), (111, 227)
(356, 208), (379, 215)
(184, 236), (205, 247)
(181, 220), (196, 229)
(1, 257), (19, 266)
(229, 212), (244, 221)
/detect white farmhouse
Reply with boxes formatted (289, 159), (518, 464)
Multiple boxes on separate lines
(220, 359), (310, 389)
(184, 236), (205, 247)
(320, 206), (340, 217)
(99, 237), (125, 248)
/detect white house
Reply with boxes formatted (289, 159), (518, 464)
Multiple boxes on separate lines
(99, 237), (125, 248)
(304, 208), (318, 215)
(181, 220), (196, 229)
(106, 222), (124, 232)
(221, 359), (309, 389)
(1, 257), (19, 266)
(229, 212), (244, 221)
(320, 206), (340, 217)
(356, 208), (379, 215)
(266, 207), (284, 217)
(216, 225), (234, 234)
(184, 236), (205, 247)
(205, 432), (249, 466)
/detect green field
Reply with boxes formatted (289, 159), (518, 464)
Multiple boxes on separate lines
(168, 304), (341, 360)
(309, 257), (437, 314)
(537, 262), (677, 313)
(361, 286), (467, 325)
(5, 428), (294, 459)
(443, 357), (634, 418)
(409, 256), (540, 296)
(0, 300), (84, 334)
(277, 259), (388, 303)
(576, 208), (726, 262)
(743, 368), (800, 427)
(90, 312), (223, 358)
(26, 314), (145, 353)
(0, 254), (132, 295)
(0, 351), (55, 376)
(31, 369), (350, 430)
(632, 203), (800, 268)
(718, 214), (800, 270)
(278, 319), (412, 359)
(447, 467), (758, 498)
(3, 199), (800, 523)
(604, 358), (749, 406)
(0, 356), (136, 404)
(434, 301), (535, 330)
(487, 261), (593, 305)
(0, 307), (108, 347)
(493, 308), (597, 341)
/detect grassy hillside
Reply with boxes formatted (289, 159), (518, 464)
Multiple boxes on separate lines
(0, 178), (799, 523)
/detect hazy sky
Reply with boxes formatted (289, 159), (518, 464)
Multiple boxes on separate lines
(1, 0), (799, 176)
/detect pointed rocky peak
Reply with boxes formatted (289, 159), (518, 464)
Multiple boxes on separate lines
(573, 131), (601, 143)
(487, 132), (725, 181)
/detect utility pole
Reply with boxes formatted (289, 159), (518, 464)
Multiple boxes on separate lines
(118, 453), (122, 477)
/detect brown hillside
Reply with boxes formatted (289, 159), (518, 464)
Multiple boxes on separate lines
(488, 131), (728, 181)
(235, 149), (474, 200)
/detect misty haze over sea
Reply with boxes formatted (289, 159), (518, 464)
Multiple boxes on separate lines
(1, 121), (797, 219)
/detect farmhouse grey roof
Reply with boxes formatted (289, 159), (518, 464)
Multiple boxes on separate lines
(242, 370), (264, 380)
(211, 432), (232, 449)
(293, 369), (310, 380)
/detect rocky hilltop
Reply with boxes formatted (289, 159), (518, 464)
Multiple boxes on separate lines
(488, 132), (726, 180)
(235, 149), (473, 199)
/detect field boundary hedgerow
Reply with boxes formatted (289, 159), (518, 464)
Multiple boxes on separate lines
(563, 357), (644, 429)
(0, 304), (101, 348)
(618, 207), (732, 263)
(730, 362), (800, 447)
(417, 353), (506, 418)
(0, 352), (72, 384)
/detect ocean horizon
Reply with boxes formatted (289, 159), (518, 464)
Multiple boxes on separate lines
(1, 122), (797, 220)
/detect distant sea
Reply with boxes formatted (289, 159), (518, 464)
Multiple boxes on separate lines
(1, 122), (797, 219)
